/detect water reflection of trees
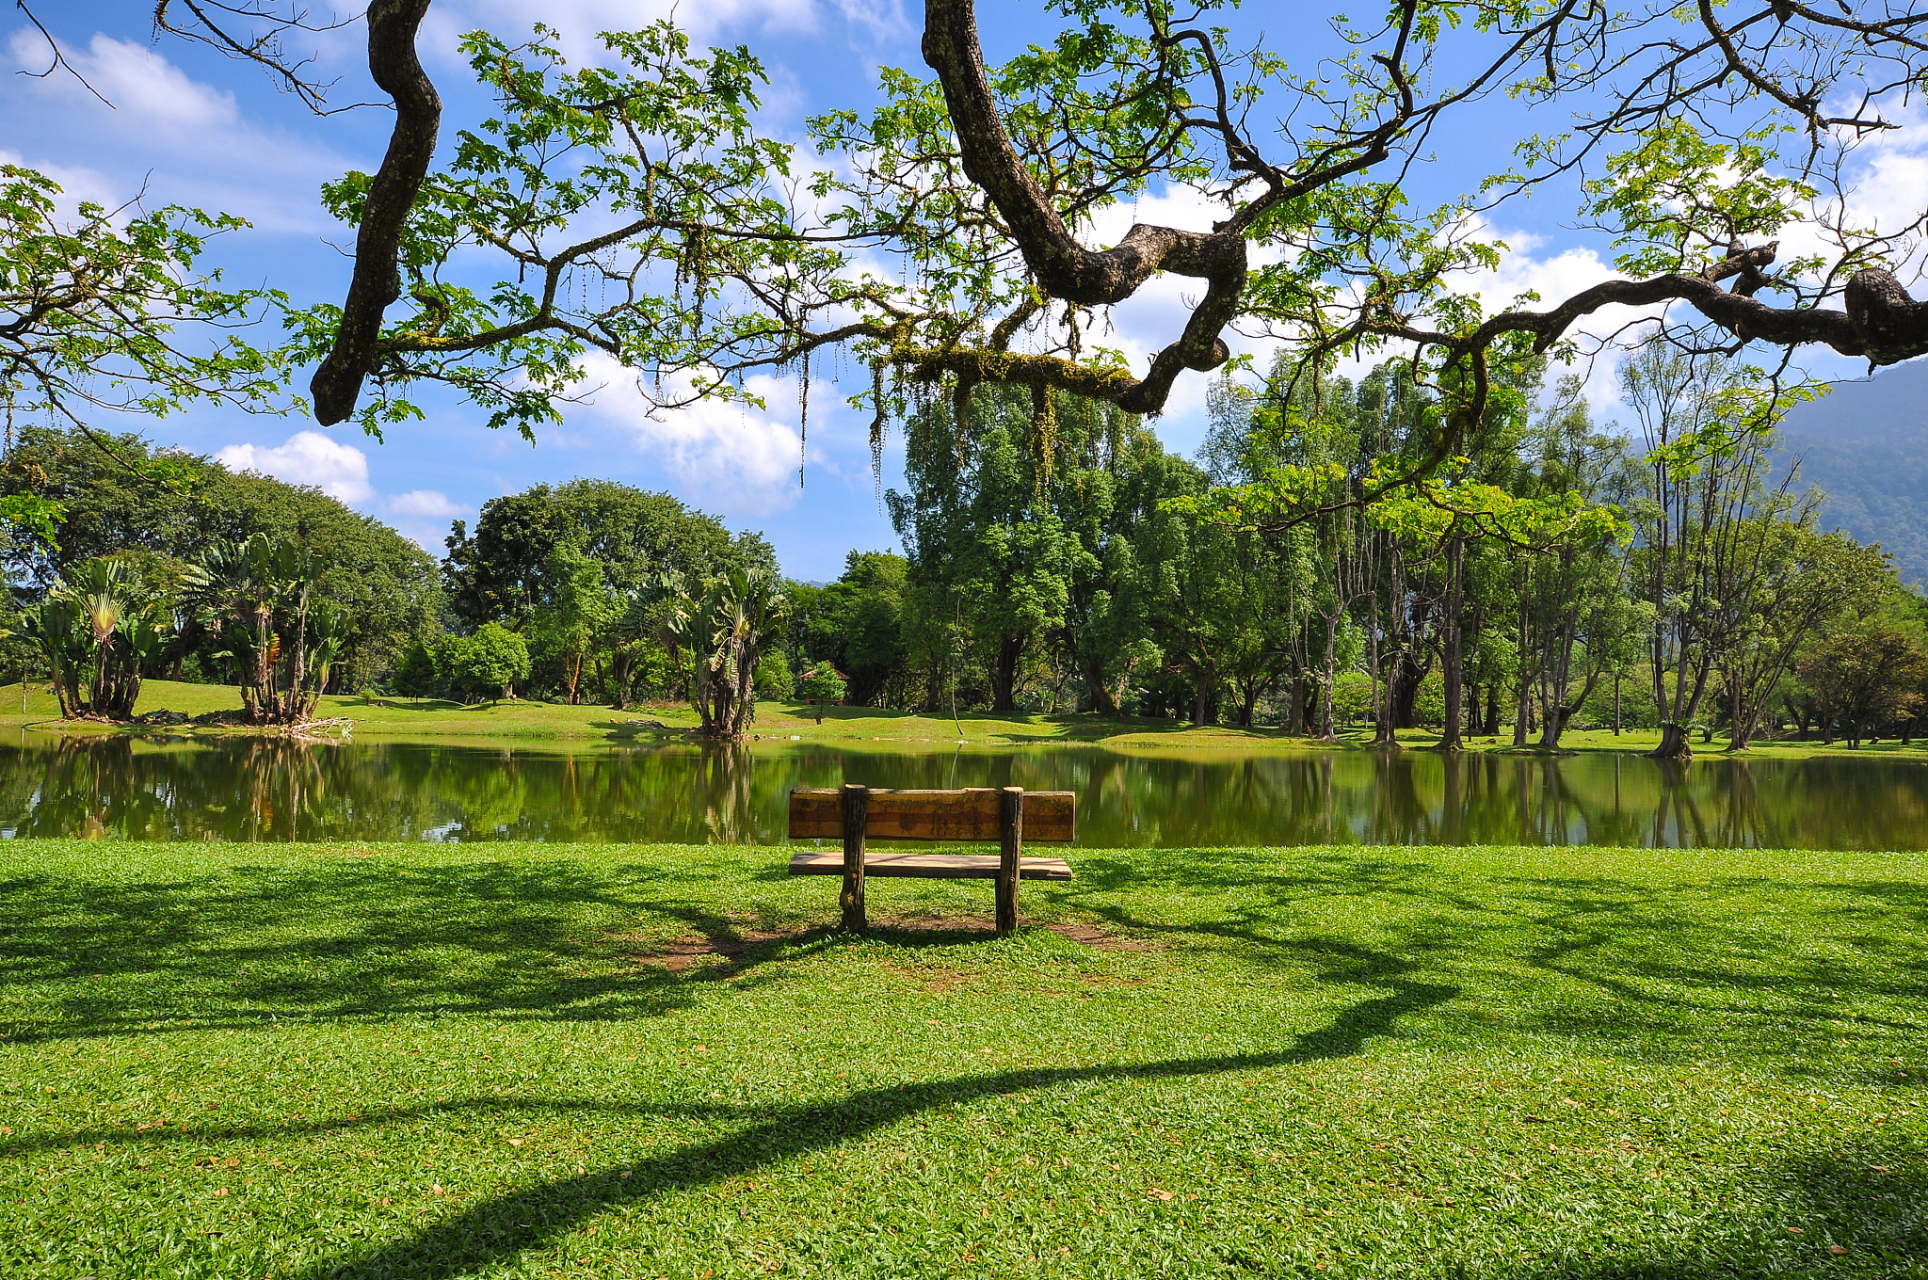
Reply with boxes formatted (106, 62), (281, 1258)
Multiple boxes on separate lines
(0, 739), (1922, 849)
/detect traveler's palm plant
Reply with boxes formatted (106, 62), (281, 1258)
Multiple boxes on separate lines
(22, 559), (172, 719)
(650, 567), (789, 738)
(184, 534), (349, 724)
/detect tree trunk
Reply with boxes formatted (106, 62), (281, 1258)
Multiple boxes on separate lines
(1541, 704), (1576, 750)
(1191, 672), (1210, 726)
(288, 591), (310, 722)
(992, 633), (1024, 714)
(1316, 617), (1339, 740)
(1372, 655), (1400, 748)
(1726, 674), (1753, 751)
(1082, 653), (1120, 716)
(1538, 624), (1575, 750)
(1513, 657), (1531, 748)
(1437, 536), (1465, 753)
(1649, 721), (1694, 760)
(1390, 650), (1427, 729)
(1234, 674), (1258, 727)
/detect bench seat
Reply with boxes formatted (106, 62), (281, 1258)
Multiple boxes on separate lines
(790, 784), (1074, 933)
(787, 851), (1074, 881)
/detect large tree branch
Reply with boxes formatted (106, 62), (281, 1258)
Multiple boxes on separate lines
(1368, 244), (1928, 368)
(310, 0), (439, 426)
(920, 0), (1240, 413)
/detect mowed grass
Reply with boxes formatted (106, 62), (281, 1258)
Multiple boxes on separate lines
(1, 841), (1924, 1278)
(9, 678), (1928, 762)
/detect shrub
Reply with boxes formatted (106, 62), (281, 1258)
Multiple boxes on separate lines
(800, 665), (847, 722)
(447, 623), (532, 700)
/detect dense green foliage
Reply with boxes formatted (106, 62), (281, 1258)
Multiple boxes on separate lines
(2, 837), (1922, 1278)
(0, 426), (438, 690)
(1794, 627), (1928, 748)
(654, 566), (790, 738)
(446, 621), (534, 701)
(0, 164), (281, 542)
(798, 663), (847, 722)
(801, 350), (1918, 757)
(429, 479), (777, 708)
(443, 479), (770, 630)
(183, 533), (352, 724)
(21, 559), (170, 719)
(444, 348), (1890, 758)
(787, 552), (912, 708)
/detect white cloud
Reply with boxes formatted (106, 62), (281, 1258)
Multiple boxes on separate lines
(217, 431), (375, 504)
(388, 489), (470, 518)
(3, 29), (353, 237)
(390, 519), (460, 553)
(10, 32), (239, 132)
(572, 356), (817, 516)
(1459, 237), (1656, 413)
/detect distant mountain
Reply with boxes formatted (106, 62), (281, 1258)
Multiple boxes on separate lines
(1778, 359), (1928, 588)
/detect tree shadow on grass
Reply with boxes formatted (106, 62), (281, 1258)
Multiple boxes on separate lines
(2, 901), (1455, 1278)
(1049, 851), (1928, 1071)
(280, 952), (1456, 1280)
(1, 853), (1288, 1048)
(1508, 1143), (1928, 1279)
(0, 858), (843, 1045)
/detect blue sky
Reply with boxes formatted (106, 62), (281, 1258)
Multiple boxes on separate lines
(9, 2), (1923, 578)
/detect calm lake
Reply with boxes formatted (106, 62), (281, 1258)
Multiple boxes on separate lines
(1, 731), (1924, 849)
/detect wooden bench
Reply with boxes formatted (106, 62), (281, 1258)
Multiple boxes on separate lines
(787, 785), (1074, 935)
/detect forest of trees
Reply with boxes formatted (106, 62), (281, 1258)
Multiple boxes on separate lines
(8, 334), (1924, 752)
(774, 347), (1928, 757)
(0, 427), (438, 703)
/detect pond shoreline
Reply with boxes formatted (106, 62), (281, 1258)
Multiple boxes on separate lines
(2, 677), (1924, 765)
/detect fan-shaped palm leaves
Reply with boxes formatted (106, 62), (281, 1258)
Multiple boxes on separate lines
(22, 558), (173, 719)
(649, 566), (789, 738)
(187, 533), (351, 724)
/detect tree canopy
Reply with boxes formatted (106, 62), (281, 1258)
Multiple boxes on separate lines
(0, 426), (440, 690)
(442, 478), (773, 630)
(205, 0), (1925, 536)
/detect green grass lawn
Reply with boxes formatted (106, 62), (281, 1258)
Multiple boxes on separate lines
(1, 839), (1923, 1278)
(6, 678), (1928, 763)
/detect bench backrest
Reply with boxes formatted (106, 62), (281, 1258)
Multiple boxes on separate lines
(787, 787), (1074, 843)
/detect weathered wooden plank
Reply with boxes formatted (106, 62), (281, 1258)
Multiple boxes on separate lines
(787, 851), (1074, 881)
(840, 783), (867, 933)
(787, 787), (1074, 842)
(996, 785), (1022, 936)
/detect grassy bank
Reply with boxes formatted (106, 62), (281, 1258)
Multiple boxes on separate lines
(3, 679), (1927, 762)
(1, 839), (1923, 1278)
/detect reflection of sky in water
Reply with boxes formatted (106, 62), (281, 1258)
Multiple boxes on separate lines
(0, 738), (1923, 850)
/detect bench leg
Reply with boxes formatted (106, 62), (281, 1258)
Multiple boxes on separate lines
(996, 786), (1023, 936)
(840, 783), (868, 932)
